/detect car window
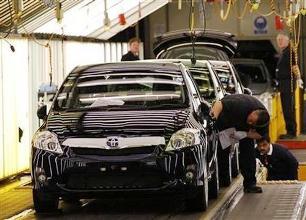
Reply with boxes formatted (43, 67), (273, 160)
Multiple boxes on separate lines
(55, 72), (189, 110)
(212, 66), (236, 94)
(189, 67), (216, 102)
(234, 64), (268, 95)
(159, 45), (228, 60)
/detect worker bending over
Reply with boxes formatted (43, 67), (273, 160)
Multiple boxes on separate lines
(210, 94), (270, 193)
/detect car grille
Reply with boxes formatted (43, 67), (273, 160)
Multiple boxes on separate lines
(71, 146), (159, 156)
(62, 166), (165, 190)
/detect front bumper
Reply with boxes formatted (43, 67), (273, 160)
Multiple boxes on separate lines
(31, 145), (206, 197)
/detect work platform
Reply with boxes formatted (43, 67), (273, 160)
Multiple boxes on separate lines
(276, 135), (306, 181)
(225, 183), (306, 220)
(1, 175), (306, 220)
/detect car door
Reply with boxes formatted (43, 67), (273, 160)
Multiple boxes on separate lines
(183, 67), (218, 173)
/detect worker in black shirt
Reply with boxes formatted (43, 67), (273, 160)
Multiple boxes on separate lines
(210, 94), (270, 193)
(121, 37), (140, 61)
(256, 136), (298, 180)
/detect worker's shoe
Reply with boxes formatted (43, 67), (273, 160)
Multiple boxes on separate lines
(244, 185), (263, 193)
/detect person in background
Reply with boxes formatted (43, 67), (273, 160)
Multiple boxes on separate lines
(275, 33), (303, 139)
(121, 37), (140, 61)
(256, 136), (298, 180)
(210, 94), (270, 193)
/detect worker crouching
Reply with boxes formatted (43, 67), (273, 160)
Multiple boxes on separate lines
(256, 136), (298, 181)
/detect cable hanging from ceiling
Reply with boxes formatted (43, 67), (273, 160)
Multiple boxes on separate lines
(21, 24), (55, 86)
(220, 0), (233, 21)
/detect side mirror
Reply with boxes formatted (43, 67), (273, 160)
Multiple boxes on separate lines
(37, 105), (47, 120)
(243, 87), (253, 95)
(200, 100), (210, 115)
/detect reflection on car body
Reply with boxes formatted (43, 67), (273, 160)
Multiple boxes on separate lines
(31, 62), (219, 213)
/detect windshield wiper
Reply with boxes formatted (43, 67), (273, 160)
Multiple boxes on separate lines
(146, 103), (189, 109)
(66, 104), (148, 112)
(103, 105), (148, 111)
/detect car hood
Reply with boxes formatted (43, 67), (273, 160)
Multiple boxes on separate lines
(153, 29), (237, 59)
(46, 109), (190, 143)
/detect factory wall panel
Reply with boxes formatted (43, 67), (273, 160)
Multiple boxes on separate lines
(0, 39), (30, 179)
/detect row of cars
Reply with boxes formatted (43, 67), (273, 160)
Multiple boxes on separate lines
(31, 30), (273, 213)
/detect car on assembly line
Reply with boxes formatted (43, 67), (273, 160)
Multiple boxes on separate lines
(153, 30), (246, 187)
(153, 29), (252, 96)
(31, 62), (219, 213)
(231, 58), (274, 113)
(231, 58), (273, 95)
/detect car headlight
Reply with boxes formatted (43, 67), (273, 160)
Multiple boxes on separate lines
(33, 131), (63, 154)
(166, 128), (201, 151)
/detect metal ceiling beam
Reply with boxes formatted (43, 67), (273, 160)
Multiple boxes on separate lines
(88, 0), (169, 40)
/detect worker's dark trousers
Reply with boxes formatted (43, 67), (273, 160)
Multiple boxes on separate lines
(280, 80), (296, 136)
(239, 137), (256, 188)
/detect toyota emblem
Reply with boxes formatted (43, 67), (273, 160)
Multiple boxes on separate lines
(106, 137), (119, 148)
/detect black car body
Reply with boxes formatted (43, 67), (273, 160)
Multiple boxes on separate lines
(31, 62), (219, 213)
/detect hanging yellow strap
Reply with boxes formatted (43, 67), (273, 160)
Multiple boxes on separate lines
(190, 0), (195, 31)
(220, 0), (232, 21)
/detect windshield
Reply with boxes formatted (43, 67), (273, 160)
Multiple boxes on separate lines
(234, 63), (268, 95)
(54, 72), (189, 110)
(159, 45), (229, 60)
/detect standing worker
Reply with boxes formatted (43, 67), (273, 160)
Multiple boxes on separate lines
(275, 33), (303, 139)
(121, 37), (140, 61)
(256, 136), (298, 180)
(210, 94), (270, 193)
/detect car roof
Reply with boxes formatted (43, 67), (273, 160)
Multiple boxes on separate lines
(71, 61), (183, 76)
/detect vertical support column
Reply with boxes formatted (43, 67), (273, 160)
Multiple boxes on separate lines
(300, 16), (306, 132)
(0, 40), (4, 179)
